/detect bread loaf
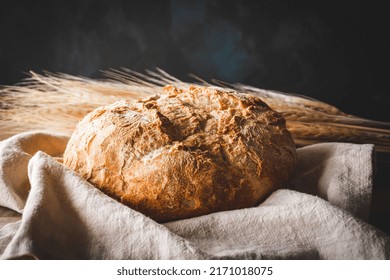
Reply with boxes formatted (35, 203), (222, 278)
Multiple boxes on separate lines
(63, 85), (296, 222)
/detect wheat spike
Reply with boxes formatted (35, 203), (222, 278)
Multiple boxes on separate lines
(1, 69), (389, 153)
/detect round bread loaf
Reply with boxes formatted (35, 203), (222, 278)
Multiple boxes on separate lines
(63, 85), (296, 222)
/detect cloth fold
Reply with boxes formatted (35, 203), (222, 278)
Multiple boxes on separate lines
(0, 132), (389, 259)
(291, 143), (374, 221)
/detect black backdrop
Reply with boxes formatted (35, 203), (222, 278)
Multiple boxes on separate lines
(0, 0), (389, 121)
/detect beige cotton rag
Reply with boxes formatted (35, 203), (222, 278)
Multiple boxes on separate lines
(0, 132), (389, 259)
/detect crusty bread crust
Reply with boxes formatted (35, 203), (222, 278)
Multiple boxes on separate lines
(63, 85), (296, 222)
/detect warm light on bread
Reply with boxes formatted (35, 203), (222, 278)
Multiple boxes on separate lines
(63, 85), (297, 222)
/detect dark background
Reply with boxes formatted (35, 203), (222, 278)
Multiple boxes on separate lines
(0, 0), (389, 121)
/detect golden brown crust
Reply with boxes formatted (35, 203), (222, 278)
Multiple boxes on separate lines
(63, 85), (297, 222)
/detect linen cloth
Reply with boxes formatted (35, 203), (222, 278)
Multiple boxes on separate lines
(0, 132), (388, 259)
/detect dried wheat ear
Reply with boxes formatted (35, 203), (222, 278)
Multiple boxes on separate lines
(1, 68), (389, 153)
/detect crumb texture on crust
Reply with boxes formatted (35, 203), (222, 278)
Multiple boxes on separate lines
(63, 85), (297, 222)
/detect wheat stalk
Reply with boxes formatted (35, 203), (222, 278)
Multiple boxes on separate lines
(1, 68), (389, 153)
